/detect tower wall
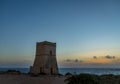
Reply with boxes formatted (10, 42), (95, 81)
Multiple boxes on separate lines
(30, 41), (58, 75)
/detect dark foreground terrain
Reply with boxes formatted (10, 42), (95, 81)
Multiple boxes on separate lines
(65, 73), (120, 84)
(0, 70), (120, 84)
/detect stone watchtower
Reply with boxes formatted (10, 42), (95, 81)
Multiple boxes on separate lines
(30, 41), (58, 75)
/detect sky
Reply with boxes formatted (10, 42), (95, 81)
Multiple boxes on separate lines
(0, 0), (120, 68)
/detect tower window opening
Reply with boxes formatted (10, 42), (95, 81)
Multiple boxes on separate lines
(50, 51), (52, 55)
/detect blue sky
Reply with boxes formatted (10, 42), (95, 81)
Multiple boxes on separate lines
(0, 0), (120, 68)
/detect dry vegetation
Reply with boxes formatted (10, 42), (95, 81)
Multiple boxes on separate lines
(65, 73), (120, 84)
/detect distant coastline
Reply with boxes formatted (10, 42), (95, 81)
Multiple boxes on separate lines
(0, 69), (120, 84)
(0, 67), (120, 75)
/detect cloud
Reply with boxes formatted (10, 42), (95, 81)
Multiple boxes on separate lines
(74, 59), (83, 63)
(66, 59), (71, 62)
(79, 60), (83, 63)
(75, 59), (78, 62)
(92, 55), (116, 59)
(93, 56), (97, 59)
(65, 59), (83, 63)
(105, 55), (115, 59)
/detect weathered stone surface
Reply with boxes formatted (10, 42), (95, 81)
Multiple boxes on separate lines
(30, 41), (58, 75)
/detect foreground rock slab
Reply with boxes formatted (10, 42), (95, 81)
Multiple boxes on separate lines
(0, 74), (66, 84)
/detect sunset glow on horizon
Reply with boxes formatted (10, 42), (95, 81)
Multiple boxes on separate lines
(0, 0), (120, 68)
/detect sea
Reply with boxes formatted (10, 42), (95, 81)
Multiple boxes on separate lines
(0, 68), (120, 75)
